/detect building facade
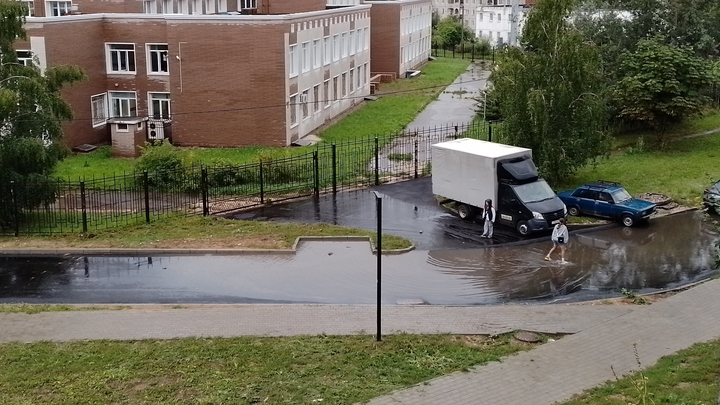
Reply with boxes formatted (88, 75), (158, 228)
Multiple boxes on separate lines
(431, 0), (480, 32)
(475, 0), (533, 46)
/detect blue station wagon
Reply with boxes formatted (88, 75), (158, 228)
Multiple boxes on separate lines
(558, 182), (657, 227)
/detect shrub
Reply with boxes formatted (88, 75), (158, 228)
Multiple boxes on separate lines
(135, 143), (200, 192)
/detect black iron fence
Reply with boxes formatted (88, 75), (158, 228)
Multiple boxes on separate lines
(0, 121), (506, 235)
(432, 44), (498, 63)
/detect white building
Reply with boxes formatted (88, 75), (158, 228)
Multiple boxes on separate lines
(475, 0), (532, 46)
(431, 0), (481, 32)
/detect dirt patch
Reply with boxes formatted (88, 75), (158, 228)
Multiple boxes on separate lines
(0, 235), (289, 250)
(606, 394), (632, 403)
(675, 382), (692, 389)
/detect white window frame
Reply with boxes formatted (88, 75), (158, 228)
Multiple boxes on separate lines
(301, 89), (309, 120)
(363, 27), (369, 50)
(356, 28), (361, 53)
(289, 44), (298, 77)
(356, 66), (361, 89)
(241, 0), (256, 9)
(106, 43), (136, 75)
(349, 31), (355, 56)
(301, 41), (310, 73)
(289, 93), (298, 127)
(323, 79), (330, 108)
(146, 43), (169, 75)
(349, 70), (354, 93)
(332, 76), (338, 103)
(148, 92), (171, 119)
(21, 0), (35, 16)
(332, 34), (340, 62)
(46, 0), (71, 16)
(90, 93), (108, 127)
(109, 91), (137, 118)
(16, 50), (33, 67)
(312, 39), (321, 69)
(313, 84), (320, 113)
(323, 36), (330, 65)
(341, 33), (347, 58)
(341, 72), (347, 97)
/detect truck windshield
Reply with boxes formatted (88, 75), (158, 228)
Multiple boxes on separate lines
(611, 188), (632, 203)
(512, 180), (556, 204)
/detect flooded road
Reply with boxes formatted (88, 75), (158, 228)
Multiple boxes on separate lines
(0, 211), (717, 305)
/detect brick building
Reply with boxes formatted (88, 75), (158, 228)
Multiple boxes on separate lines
(14, 0), (430, 154)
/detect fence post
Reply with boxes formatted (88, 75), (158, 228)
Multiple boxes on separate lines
(80, 181), (88, 233)
(313, 151), (320, 199)
(452, 46), (455, 58)
(331, 144), (337, 195)
(471, 47), (475, 62)
(414, 139), (419, 179)
(374, 137), (379, 186)
(443, 47), (446, 57)
(489, 122), (493, 143)
(454, 125), (459, 139)
(143, 171), (150, 223)
(492, 46), (495, 63)
(201, 168), (209, 216)
(10, 181), (19, 237)
(259, 162), (265, 204)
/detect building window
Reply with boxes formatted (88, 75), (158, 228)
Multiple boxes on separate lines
(356, 28), (361, 53)
(323, 36), (330, 65)
(341, 33), (347, 58)
(301, 89), (309, 120)
(479, 12), (482, 21)
(106, 44), (136, 74)
(323, 79), (330, 107)
(143, 0), (155, 13)
(364, 27), (369, 50)
(147, 44), (168, 74)
(109, 91), (137, 117)
(241, 0), (256, 9)
(149, 92), (171, 119)
(332, 34), (340, 62)
(16, 50), (33, 67)
(90, 94), (108, 127)
(21, 0), (35, 16)
(349, 31), (355, 56)
(356, 66), (361, 89)
(47, 1), (71, 16)
(313, 85), (320, 113)
(363, 63), (368, 86)
(349, 70), (354, 93)
(341, 72), (347, 97)
(289, 94), (297, 126)
(332, 76), (338, 103)
(301, 42), (309, 73)
(313, 39), (321, 69)
(498, 13), (501, 21)
(289, 44), (297, 77)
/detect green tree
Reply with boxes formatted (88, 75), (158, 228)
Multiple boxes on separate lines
(0, 1), (85, 222)
(432, 16), (476, 49)
(612, 39), (716, 146)
(491, 0), (608, 182)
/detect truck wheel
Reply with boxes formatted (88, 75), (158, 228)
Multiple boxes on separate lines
(568, 206), (580, 216)
(516, 220), (530, 236)
(457, 204), (474, 220)
(621, 215), (635, 227)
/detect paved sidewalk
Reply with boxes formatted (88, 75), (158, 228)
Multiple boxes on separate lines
(366, 278), (720, 405)
(0, 304), (631, 343)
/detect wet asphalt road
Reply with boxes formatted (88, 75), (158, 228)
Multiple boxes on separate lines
(0, 211), (717, 305)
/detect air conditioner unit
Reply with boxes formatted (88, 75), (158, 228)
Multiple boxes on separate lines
(148, 121), (165, 140)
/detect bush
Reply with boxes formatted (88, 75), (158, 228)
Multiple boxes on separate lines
(135, 143), (200, 192)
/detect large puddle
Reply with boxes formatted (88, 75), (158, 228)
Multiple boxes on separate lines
(0, 211), (717, 305)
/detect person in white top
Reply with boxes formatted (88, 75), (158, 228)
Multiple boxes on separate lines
(481, 199), (496, 239)
(545, 218), (569, 263)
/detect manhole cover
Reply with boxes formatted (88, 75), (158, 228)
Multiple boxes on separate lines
(514, 331), (541, 343)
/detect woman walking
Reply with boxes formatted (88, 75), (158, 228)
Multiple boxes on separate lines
(545, 218), (569, 263)
(481, 199), (495, 239)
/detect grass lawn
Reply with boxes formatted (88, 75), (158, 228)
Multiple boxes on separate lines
(562, 340), (719, 405)
(557, 130), (720, 205)
(0, 215), (413, 251)
(0, 333), (538, 405)
(55, 58), (472, 179)
(611, 109), (720, 150)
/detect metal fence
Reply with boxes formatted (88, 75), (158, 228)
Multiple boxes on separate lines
(0, 121), (504, 235)
(431, 44), (498, 63)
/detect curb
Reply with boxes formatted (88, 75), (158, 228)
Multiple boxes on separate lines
(0, 236), (415, 257)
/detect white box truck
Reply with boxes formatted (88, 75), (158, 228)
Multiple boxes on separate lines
(432, 138), (566, 235)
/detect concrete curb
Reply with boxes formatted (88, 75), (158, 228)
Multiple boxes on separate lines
(0, 235), (415, 256)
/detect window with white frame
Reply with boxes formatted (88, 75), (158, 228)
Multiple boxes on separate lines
(498, 13), (501, 21)
(301, 89), (309, 119)
(241, 0), (256, 9)
(143, 0), (155, 13)
(289, 94), (297, 126)
(363, 63), (368, 86)
(289, 44), (298, 77)
(332, 76), (338, 102)
(106, 44), (136, 74)
(16, 51), (33, 67)
(356, 66), (361, 89)
(349, 31), (355, 56)
(356, 29), (361, 53)
(323, 37), (330, 65)
(90, 94), (108, 127)
(341, 72), (347, 97)
(149, 93), (171, 119)
(47, 1), (71, 16)
(109, 91), (137, 117)
(301, 42), (309, 73)
(313, 85), (320, 113)
(147, 44), (168, 74)
(323, 79), (330, 107)
(21, 0), (35, 16)
(341, 33), (347, 58)
(332, 34), (339, 62)
(479, 12), (483, 21)
(349, 70), (354, 93)
(363, 27), (369, 50)
(313, 39), (321, 69)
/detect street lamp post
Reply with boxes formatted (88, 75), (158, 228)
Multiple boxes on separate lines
(373, 191), (383, 342)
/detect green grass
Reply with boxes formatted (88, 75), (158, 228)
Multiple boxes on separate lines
(55, 58), (472, 179)
(0, 304), (130, 314)
(0, 333), (536, 405)
(557, 131), (720, 205)
(611, 109), (720, 150)
(0, 215), (413, 251)
(562, 340), (719, 405)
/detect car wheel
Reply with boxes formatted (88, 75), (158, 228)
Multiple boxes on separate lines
(568, 206), (580, 216)
(621, 215), (635, 227)
(516, 220), (530, 236)
(457, 204), (474, 220)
